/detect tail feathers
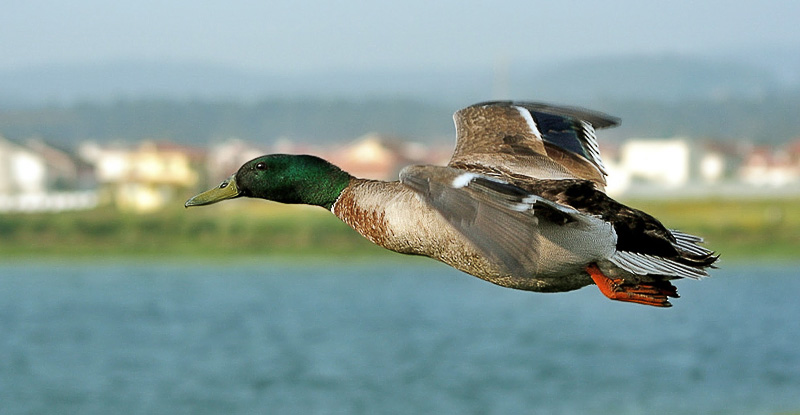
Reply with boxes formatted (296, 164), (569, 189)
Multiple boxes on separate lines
(670, 230), (719, 268)
(610, 251), (710, 280)
(610, 230), (718, 280)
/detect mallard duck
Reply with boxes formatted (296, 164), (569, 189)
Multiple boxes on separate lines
(186, 101), (717, 307)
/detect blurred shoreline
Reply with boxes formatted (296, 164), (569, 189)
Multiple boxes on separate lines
(2, 197), (797, 262)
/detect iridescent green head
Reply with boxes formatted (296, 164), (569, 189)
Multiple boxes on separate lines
(185, 154), (352, 210)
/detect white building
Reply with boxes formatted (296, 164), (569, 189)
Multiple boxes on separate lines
(618, 138), (691, 189)
(0, 136), (98, 212)
(0, 135), (47, 195)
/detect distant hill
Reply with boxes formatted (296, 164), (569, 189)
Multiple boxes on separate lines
(1, 92), (799, 149)
(598, 91), (800, 142)
(1, 50), (798, 107)
(2, 51), (799, 147)
(0, 98), (458, 147)
(512, 55), (782, 103)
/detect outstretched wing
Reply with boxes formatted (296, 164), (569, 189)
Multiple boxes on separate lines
(448, 101), (619, 187)
(400, 164), (601, 276)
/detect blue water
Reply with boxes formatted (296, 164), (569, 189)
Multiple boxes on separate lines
(1, 259), (798, 415)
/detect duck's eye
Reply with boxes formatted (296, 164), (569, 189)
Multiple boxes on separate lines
(255, 162), (267, 170)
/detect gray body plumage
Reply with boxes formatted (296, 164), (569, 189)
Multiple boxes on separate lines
(332, 179), (609, 292)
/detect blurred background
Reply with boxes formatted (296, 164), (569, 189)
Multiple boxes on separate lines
(1, 1), (799, 414)
(1, 0), (799, 257)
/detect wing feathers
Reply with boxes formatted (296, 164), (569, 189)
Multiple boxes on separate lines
(449, 101), (618, 186)
(400, 165), (591, 275)
(401, 164), (716, 281)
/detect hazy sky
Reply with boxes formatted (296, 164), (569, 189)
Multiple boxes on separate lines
(2, 0), (799, 72)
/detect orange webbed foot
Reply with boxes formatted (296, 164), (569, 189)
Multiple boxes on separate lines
(586, 263), (677, 308)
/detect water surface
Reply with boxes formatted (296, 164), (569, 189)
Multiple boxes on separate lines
(1, 260), (798, 414)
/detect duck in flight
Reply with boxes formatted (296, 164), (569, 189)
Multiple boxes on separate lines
(185, 101), (717, 307)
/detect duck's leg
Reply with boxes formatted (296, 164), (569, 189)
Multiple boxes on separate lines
(585, 263), (676, 307)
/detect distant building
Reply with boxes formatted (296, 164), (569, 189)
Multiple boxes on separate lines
(787, 139), (800, 165)
(24, 138), (96, 190)
(0, 135), (98, 212)
(204, 139), (266, 184)
(331, 133), (403, 180)
(0, 135), (46, 195)
(80, 141), (199, 212)
(619, 138), (692, 188)
(604, 137), (748, 196)
(328, 133), (440, 181)
(739, 145), (800, 187)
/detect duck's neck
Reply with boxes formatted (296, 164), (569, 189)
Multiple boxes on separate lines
(299, 170), (352, 210)
(264, 156), (354, 210)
